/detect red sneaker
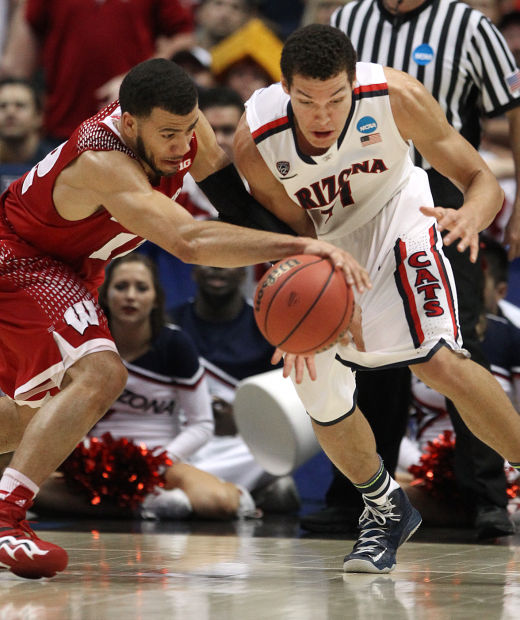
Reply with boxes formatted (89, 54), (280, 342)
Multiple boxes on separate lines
(0, 486), (68, 579)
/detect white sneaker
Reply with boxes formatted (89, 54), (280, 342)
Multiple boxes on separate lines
(140, 488), (193, 520)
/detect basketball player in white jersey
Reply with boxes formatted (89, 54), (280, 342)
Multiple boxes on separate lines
(233, 24), (520, 573)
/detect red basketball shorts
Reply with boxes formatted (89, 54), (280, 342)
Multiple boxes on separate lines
(0, 241), (117, 407)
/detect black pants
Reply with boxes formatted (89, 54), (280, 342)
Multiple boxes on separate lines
(325, 245), (507, 513)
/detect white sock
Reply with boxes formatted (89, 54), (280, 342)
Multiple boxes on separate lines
(354, 458), (400, 506)
(0, 467), (39, 497)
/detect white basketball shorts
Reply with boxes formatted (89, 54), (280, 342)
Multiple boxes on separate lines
(294, 167), (466, 425)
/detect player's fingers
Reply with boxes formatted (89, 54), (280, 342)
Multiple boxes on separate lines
(352, 265), (371, 292)
(341, 262), (370, 294)
(294, 356), (306, 384)
(283, 354), (295, 379)
(442, 221), (466, 247)
(419, 205), (441, 221)
(468, 234), (480, 263)
(271, 348), (284, 365)
(305, 355), (317, 381)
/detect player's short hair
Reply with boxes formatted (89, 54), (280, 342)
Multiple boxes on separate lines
(199, 86), (244, 113)
(480, 234), (509, 285)
(281, 24), (357, 87)
(99, 253), (166, 339)
(119, 58), (198, 118)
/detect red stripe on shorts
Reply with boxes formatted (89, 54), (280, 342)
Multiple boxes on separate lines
(395, 239), (425, 346)
(429, 226), (459, 341)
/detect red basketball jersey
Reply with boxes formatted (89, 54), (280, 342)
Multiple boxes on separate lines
(0, 102), (197, 294)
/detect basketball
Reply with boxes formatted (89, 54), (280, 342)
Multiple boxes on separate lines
(253, 254), (355, 355)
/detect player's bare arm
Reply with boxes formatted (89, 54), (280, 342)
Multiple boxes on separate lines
(52, 148), (355, 271)
(234, 114), (315, 236)
(386, 67), (504, 262)
(234, 114), (371, 293)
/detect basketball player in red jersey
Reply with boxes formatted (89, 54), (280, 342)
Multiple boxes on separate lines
(0, 58), (370, 579)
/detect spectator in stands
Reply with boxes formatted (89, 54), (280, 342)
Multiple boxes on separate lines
(170, 263), (301, 513)
(0, 0), (195, 143)
(300, 0), (350, 26)
(0, 77), (53, 193)
(195, 0), (255, 50)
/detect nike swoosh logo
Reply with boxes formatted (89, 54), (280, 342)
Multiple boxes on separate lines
(278, 174), (298, 180)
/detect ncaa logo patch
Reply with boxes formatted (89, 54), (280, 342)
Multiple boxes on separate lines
(413, 43), (434, 66)
(276, 161), (290, 176)
(356, 116), (378, 134)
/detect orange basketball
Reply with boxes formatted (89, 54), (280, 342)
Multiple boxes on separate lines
(253, 254), (355, 355)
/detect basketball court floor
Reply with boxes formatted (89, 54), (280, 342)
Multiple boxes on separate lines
(1, 513), (519, 619)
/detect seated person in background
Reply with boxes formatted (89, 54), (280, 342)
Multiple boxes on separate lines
(195, 0), (255, 51)
(480, 234), (520, 405)
(34, 253), (258, 521)
(170, 264), (301, 512)
(0, 77), (53, 192)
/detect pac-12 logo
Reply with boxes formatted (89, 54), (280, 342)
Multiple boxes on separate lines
(356, 116), (378, 134)
(276, 161), (290, 176)
(413, 44), (434, 66)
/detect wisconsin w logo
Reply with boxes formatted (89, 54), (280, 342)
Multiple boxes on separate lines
(64, 300), (99, 335)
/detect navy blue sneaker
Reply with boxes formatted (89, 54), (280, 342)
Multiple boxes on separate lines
(343, 488), (421, 574)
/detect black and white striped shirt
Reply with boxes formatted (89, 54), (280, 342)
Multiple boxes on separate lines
(332, 0), (520, 177)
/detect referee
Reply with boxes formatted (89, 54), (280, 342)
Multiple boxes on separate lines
(302, 0), (520, 538)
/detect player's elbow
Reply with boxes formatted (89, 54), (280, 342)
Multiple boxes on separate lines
(168, 224), (204, 264)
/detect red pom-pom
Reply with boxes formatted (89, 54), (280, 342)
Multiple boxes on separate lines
(409, 431), (520, 512)
(408, 430), (460, 502)
(60, 433), (172, 509)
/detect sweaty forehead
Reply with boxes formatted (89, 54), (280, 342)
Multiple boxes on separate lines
(148, 106), (199, 130)
(291, 73), (352, 98)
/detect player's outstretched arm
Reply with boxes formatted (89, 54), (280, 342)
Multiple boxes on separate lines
(54, 149), (370, 286)
(387, 67), (504, 263)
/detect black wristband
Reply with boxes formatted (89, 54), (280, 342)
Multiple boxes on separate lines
(197, 164), (297, 236)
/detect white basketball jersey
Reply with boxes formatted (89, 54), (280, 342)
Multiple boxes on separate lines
(245, 62), (415, 240)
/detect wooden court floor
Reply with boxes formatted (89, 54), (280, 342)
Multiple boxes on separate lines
(1, 515), (519, 620)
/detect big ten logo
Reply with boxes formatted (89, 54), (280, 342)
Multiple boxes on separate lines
(64, 300), (100, 334)
(408, 251), (444, 317)
(254, 258), (301, 312)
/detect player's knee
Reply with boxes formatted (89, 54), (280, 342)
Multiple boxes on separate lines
(412, 346), (468, 394)
(67, 351), (128, 406)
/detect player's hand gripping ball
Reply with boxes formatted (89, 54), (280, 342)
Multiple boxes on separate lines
(253, 255), (355, 355)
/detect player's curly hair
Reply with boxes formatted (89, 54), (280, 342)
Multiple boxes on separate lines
(281, 24), (357, 87)
(119, 58), (197, 118)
